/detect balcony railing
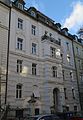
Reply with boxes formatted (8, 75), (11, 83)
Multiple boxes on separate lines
(41, 34), (61, 46)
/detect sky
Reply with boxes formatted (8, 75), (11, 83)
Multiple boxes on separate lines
(25, 0), (83, 35)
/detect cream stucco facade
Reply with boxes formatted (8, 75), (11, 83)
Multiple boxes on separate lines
(0, 0), (81, 118)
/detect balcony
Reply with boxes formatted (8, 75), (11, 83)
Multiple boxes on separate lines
(41, 34), (61, 46)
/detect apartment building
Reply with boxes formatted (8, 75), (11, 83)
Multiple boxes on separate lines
(0, 0), (81, 118)
(58, 30), (80, 112)
(0, 0), (10, 105)
(72, 29), (83, 110)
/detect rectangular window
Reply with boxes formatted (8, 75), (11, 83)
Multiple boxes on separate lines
(64, 88), (67, 99)
(62, 70), (65, 79)
(52, 66), (57, 77)
(32, 25), (36, 35)
(32, 43), (36, 54)
(16, 110), (23, 118)
(18, 3), (23, 10)
(76, 47), (80, 56)
(32, 63), (37, 75)
(66, 42), (69, 51)
(16, 84), (22, 98)
(17, 60), (22, 73)
(66, 106), (69, 111)
(78, 60), (81, 69)
(67, 54), (70, 64)
(80, 74), (83, 81)
(72, 88), (75, 99)
(17, 38), (23, 50)
(18, 18), (23, 29)
(50, 47), (56, 58)
(70, 71), (73, 80)
(74, 106), (77, 112)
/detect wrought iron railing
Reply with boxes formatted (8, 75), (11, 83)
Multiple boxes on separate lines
(41, 34), (61, 46)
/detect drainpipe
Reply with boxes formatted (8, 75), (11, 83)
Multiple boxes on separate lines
(5, 6), (11, 105)
(72, 39), (82, 111)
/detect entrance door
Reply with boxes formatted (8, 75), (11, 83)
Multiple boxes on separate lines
(35, 108), (39, 115)
(53, 88), (59, 112)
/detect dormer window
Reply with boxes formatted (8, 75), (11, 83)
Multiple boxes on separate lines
(31, 11), (36, 17)
(18, 3), (23, 10)
(13, 0), (25, 10)
(62, 28), (68, 36)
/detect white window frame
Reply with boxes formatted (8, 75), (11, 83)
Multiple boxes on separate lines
(16, 84), (22, 98)
(17, 60), (23, 73)
(32, 43), (36, 54)
(32, 25), (36, 35)
(32, 63), (37, 75)
(52, 66), (57, 77)
(50, 47), (56, 58)
(17, 38), (23, 50)
(67, 54), (70, 64)
(18, 3), (23, 10)
(18, 18), (23, 29)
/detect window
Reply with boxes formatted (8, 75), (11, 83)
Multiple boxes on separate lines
(56, 49), (60, 57)
(66, 106), (69, 111)
(66, 42), (69, 51)
(17, 60), (22, 73)
(18, 3), (23, 10)
(67, 54), (70, 64)
(32, 25), (36, 35)
(72, 88), (75, 99)
(64, 88), (67, 99)
(61, 53), (63, 62)
(80, 74), (83, 81)
(76, 47), (80, 56)
(17, 38), (23, 50)
(52, 66), (57, 77)
(16, 109), (23, 118)
(78, 60), (81, 69)
(50, 47), (56, 58)
(16, 84), (22, 98)
(74, 106), (77, 111)
(70, 71), (73, 80)
(18, 18), (23, 29)
(62, 70), (65, 79)
(32, 63), (37, 75)
(32, 43), (36, 54)
(31, 11), (36, 17)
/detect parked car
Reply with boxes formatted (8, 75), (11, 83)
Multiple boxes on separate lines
(25, 114), (62, 120)
(69, 116), (83, 120)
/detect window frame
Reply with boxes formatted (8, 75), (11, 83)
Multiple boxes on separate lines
(52, 66), (57, 77)
(16, 84), (22, 99)
(17, 60), (23, 73)
(32, 63), (37, 75)
(18, 18), (23, 29)
(17, 37), (23, 50)
(72, 88), (75, 99)
(32, 25), (36, 35)
(50, 47), (56, 58)
(64, 88), (67, 99)
(32, 43), (36, 54)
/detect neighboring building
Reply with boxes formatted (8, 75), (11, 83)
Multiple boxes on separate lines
(58, 29), (80, 112)
(72, 28), (83, 111)
(0, 0), (10, 105)
(0, 0), (82, 118)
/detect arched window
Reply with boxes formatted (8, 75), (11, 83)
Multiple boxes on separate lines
(16, 84), (22, 98)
